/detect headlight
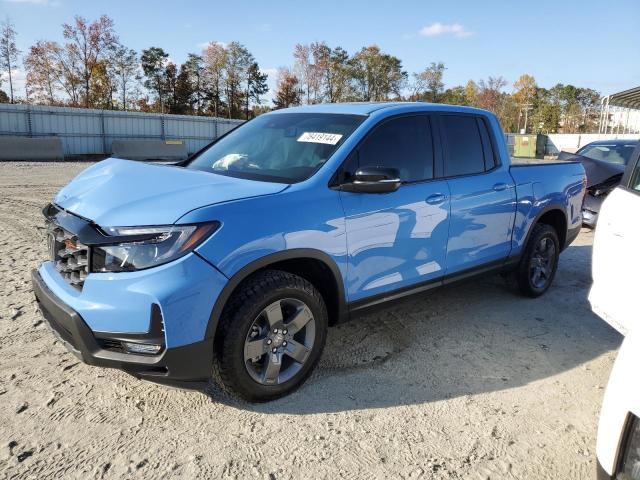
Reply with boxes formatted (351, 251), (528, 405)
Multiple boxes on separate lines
(91, 223), (219, 272)
(618, 415), (640, 480)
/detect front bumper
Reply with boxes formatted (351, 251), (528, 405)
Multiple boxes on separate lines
(582, 193), (603, 228)
(32, 269), (213, 387)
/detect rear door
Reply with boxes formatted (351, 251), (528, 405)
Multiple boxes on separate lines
(339, 114), (451, 303)
(589, 146), (640, 334)
(437, 114), (516, 275)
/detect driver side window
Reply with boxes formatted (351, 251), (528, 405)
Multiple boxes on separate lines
(356, 116), (434, 183)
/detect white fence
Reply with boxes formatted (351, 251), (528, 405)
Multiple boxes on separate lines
(504, 133), (639, 156)
(0, 104), (244, 156)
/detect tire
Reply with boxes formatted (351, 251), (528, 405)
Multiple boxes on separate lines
(516, 223), (560, 298)
(212, 270), (328, 402)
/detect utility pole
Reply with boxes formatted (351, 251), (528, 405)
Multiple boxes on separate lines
(519, 104), (533, 134)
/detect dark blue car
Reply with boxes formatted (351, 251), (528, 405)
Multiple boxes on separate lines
(32, 102), (586, 401)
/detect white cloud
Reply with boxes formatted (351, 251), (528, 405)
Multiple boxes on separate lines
(259, 67), (278, 104)
(260, 67), (278, 77)
(1, 68), (27, 100)
(419, 22), (473, 38)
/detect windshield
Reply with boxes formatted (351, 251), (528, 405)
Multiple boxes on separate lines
(576, 143), (637, 165)
(186, 113), (365, 183)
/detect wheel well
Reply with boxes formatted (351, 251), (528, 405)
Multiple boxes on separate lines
(216, 257), (343, 330)
(537, 209), (567, 249)
(254, 258), (341, 326)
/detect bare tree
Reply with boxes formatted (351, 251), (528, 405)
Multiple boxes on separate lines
(411, 62), (446, 102)
(202, 42), (227, 118)
(0, 17), (20, 103)
(293, 43), (325, 104)
(109, 44), (138, 110)
(62, 15), (117, 108)
(24, 40), (64, 104)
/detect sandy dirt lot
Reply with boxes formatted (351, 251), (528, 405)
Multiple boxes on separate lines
(0, 162), (622, 479)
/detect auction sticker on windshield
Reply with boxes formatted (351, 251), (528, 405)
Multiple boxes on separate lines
(297, 132), (343, 145)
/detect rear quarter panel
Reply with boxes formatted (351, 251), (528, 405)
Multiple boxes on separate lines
(509, 162), (585, 256)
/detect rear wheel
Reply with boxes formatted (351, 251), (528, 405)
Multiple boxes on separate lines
(212, 270), (328, 402)
(516, 223), (560, 298)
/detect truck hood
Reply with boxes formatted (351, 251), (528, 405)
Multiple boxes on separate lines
(54, 158), (288, 226)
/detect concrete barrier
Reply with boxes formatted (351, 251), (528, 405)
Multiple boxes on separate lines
(111, 139), (189, 162)
(0, 136), (64, 161)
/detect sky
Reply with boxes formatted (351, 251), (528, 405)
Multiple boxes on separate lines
(1, 0), (639, 101)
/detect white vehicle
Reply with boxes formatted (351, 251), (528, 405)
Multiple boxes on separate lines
(589, 148), (640, 335)
(590, 145), (640, 479)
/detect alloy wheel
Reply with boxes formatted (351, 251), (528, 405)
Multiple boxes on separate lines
(243, 298), (316, 385)
(529, 236), (556, 290)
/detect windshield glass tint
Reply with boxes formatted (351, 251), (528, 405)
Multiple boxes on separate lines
(186, 113), (364, 183)
(578, 144), (636, 165)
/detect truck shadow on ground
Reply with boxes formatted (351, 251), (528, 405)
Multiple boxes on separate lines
(206, 242), (622, 414)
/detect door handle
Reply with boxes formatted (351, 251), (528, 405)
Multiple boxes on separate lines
(425, 193), (446, 205)
(493, 183), (508, 191)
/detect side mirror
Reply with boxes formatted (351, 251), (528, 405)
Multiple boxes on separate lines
(340, 166), (401, 193)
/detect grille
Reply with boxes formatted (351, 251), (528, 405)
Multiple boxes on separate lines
(46, 221), (89, 289)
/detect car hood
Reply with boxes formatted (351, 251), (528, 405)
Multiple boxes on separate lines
(558, 151), (626, 188)
(54, 158), (288, 226)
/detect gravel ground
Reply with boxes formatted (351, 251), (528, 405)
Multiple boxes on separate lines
(0, 162), (622, 479)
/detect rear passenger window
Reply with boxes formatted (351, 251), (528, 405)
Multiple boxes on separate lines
(441, 115), (485, 177)
(477, 118), (497, 170)
(358, 116), (434, 182)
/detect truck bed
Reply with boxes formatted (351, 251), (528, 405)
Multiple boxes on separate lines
(511, 157), (580, 166)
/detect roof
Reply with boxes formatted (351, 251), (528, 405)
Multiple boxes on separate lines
(581, 139), (638, 146)
(272, 102), (412, 115)
(271, 101), (490, 116)
(608, 86), (640, 109)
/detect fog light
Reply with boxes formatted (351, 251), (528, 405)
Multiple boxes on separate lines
(122, 342), (163, 355)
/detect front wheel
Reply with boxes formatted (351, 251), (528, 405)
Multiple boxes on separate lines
(516, 223), (560, 298)
(212, 270), (328, 402)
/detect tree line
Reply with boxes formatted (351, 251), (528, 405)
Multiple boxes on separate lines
(1, 15), (268, 119)
(274, 45), (602, 134)
(1, 15), (603, 131)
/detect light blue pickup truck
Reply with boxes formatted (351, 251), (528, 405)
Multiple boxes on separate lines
(32, 102), (586, 401)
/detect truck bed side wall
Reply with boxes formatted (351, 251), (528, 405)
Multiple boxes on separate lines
(509, 163), (585, 257)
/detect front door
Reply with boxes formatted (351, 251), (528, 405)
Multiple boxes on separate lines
(339, 115), (450, 303)
(589, 147), (640, 335)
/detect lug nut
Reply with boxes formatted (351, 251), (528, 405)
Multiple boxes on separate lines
(272, 347), (277, 353)
(273, 328), (279, 334)
(282, 341), (288, 347)
(266, 339), (272, 345)
(283, 329), (288, 335)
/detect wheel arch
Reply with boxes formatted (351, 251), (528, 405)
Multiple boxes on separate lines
(204, 249), (348, 341)
(525, 205), (568, 251)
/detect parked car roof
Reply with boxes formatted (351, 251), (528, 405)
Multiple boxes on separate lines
(580, 139), (638, 146)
